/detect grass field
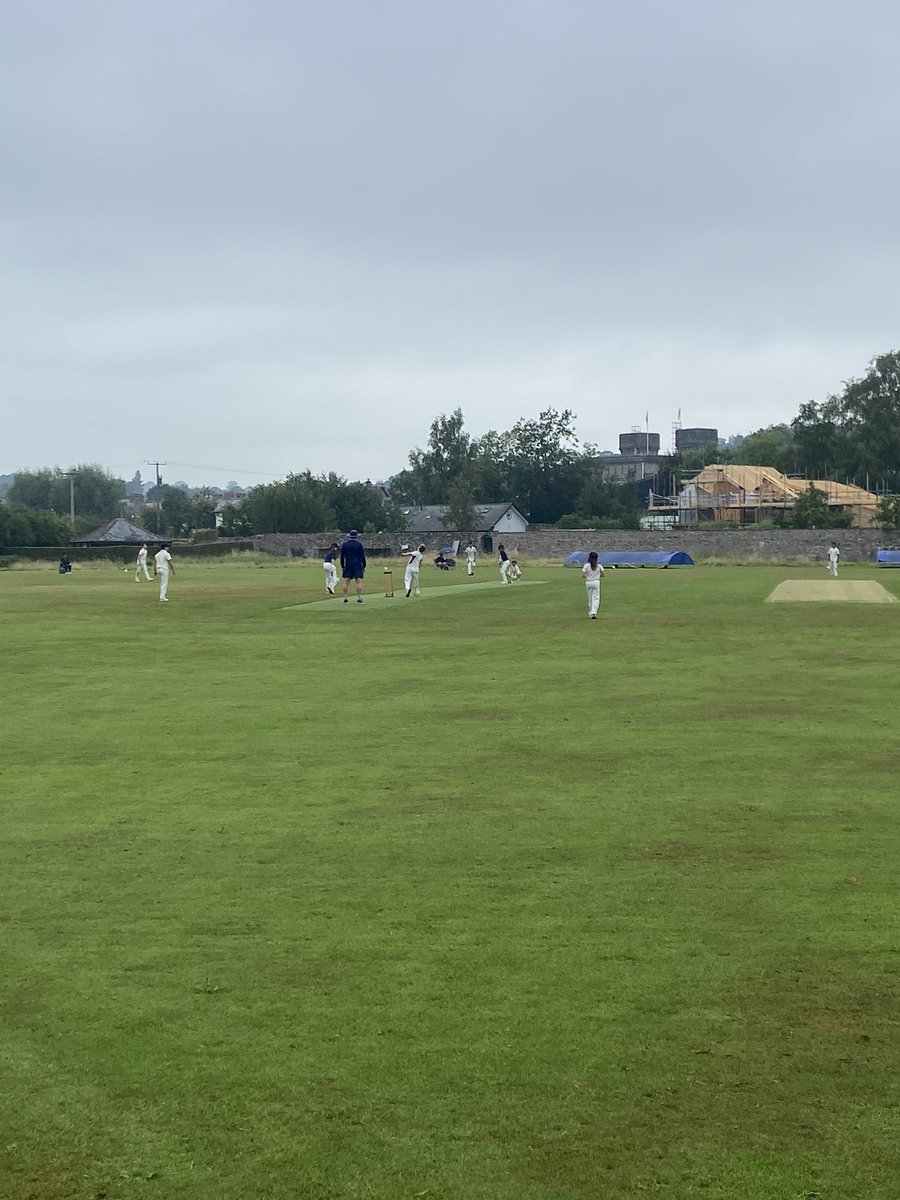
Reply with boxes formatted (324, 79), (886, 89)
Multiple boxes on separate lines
(2, 557), (899, 1200)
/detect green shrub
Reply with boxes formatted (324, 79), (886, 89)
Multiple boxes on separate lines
(557, 513), (641, 530)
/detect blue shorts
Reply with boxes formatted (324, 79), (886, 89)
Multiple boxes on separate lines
(342, 566), (365, 579)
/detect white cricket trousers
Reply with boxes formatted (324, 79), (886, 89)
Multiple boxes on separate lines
(158, 569), (170, 601)
(586, 580), (601, 617)
(467, 559), (475, 575)
(404, 567), (420, 596)
(828, 559), (838, 577)
(135, 562), (151, 581)
(499, 560), (510, 583)
(324, 562), (337, 592)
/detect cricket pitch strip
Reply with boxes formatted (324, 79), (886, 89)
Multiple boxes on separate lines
(284, 579), (548, 612)
(766, 580), (898, 604)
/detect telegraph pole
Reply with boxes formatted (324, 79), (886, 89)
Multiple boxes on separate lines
(145, 460), (167, 488)
(62, 472), (75, 531)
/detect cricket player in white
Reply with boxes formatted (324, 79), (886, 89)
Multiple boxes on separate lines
(154, 543), (173, 602)
(465, 543), (477, 575)
(582, 551), (604, 619)
(135, 543), (151, 582)
(498, 544), (510, 583)
(323, 543), (339, 594)
(827, 542), (840, 577)
(405, 544), (425, 597)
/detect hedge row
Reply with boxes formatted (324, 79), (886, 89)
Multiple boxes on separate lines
(0, 541), (255, 566)
(171, 541), (255, 558)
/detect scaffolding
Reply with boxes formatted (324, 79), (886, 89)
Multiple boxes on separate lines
(648, 465), (881, 528)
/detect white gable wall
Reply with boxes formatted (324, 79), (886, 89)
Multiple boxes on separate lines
(490, 507), (528, 534)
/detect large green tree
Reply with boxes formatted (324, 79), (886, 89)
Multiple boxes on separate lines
(6, 469), (57, 510)
(468, 429), (513, 503)
(317, 475), (404, 533)
(241, 473), (334, 534)
(790, 400), (847, 479)
(736, 424), (795, 472)
(8, 465), (125, 524)
(233, 472), (401, 535)
(141, 485), (217, 538)
(0, 503), (72, 547)
(836, 351), (900, 487)
(565, 458), (642, 526)
(786, 351), (900, 488)
(874, 494), (900, 530)
(441, 479), (479, 531)
(397, 408), (479, 505)
(501, 408), (580, 523)
(789, 483), (851, 529)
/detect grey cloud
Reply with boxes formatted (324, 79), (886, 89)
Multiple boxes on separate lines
(3, 0), (900, 484)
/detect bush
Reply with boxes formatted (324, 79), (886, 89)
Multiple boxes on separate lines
(192, 528), (219, 544)
(0, 503), (72, 548)
(557, 513), (641, 530)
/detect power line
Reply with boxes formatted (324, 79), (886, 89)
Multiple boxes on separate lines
(2, 459), (286, 489)
(164, 460), (283, 478)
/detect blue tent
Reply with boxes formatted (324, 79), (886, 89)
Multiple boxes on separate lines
(564, 550), (694, 567)
(876, 548), (900, 566)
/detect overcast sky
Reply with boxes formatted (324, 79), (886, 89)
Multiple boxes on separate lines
(3, 0), (900, 488)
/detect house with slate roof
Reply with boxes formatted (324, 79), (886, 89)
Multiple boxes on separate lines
(72, 518), (166, 544)
(401, 503), (528, 548)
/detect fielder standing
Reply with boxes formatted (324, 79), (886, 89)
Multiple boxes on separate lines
(154, 542), (174, 602)
(135, 542), (151, 582)
(582, 551), (604, 619)
(465, 542), (477, 576)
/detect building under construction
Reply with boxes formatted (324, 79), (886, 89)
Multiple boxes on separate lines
(648, 464), (881, 528)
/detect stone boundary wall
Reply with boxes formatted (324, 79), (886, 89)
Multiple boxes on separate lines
(497, 528), (892, 562)
(251, 529), (898, 563)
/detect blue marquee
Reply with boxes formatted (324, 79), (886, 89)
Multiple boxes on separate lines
(564, 550), (694, 567)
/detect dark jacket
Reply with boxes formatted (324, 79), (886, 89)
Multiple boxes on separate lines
(340, 538), (366, 571)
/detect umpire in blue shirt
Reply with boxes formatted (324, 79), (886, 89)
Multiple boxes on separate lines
(340, 530), (367, 603)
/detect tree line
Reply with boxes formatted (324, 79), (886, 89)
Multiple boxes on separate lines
(389, 407), (643, 529)
(217, 473), (405, 538)
(4, 348), (900, 544)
